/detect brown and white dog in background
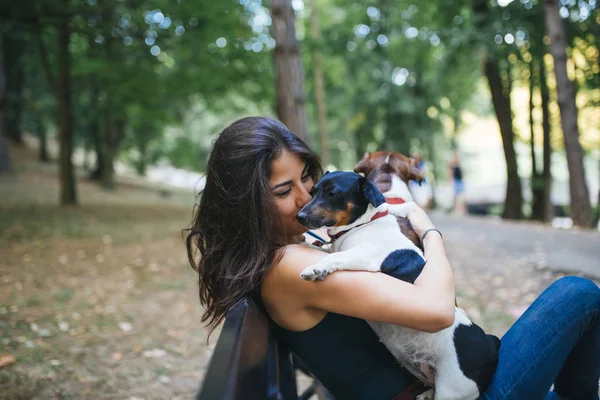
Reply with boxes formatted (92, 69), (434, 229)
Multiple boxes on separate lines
(354, 151), (424, 249)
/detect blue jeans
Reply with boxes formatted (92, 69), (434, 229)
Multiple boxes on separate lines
(481, 276), (600, 400)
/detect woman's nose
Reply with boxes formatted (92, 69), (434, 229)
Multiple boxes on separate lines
(297, 185), (312, 208)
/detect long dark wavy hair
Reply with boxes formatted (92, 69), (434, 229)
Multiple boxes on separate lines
(186, 117), (322, 337)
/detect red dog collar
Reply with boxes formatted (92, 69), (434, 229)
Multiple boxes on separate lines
(330, 210), (389, 240)
(386, 197), (406, 204)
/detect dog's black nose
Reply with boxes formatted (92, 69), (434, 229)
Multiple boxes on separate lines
(296, 211), (308, 224)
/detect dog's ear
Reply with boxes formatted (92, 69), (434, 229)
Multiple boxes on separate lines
(407, 159), (424, 186)
(360, 176), (386, 207)
(353, 152), (372, 175)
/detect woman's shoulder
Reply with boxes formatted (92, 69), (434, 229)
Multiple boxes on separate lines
(261, 243), (330, 330)
(266, 243), (329, 286)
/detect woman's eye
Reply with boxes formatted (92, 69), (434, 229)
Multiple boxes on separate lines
(301, 174), (310, 182)
(276, 189), (291, 197)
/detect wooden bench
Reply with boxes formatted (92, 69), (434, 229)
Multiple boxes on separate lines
(196, 297), (334, 400)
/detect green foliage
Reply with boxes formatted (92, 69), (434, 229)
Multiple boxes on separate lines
(298, 0), (484, 169)
(4, 0), (275, 174)
(4, 0), (598, 176)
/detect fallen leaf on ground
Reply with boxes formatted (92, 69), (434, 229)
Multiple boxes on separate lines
(118, 322), (133, 333)
(143, 349), (167, 358)
(0, 354), (16, 368)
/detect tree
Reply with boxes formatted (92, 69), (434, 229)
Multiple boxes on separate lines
(9, 0), (81, 205)
(2, 29), (26, 145)
(539, 57), (554, 221)
(528, 58), (543, 220)
(472, 0), (523, 219)
(310, 0), (329, 164)
(518, 7), (554, 222)
(543, 0), (592, 227)
(595, 159), (600, 227)
(55, 17), (77, 205)
(271, 0), (310, 143)
(0, 33), (13, 173)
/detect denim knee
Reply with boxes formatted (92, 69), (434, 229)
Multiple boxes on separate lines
(550, 276), (600, 309)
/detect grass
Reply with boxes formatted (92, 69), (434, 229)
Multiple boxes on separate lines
(0, 202), (193, 247)
(0, 144), (209, 399)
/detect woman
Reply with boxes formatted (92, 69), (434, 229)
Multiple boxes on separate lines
(449, 151), (466, 215)
(187, 116), (600, 400)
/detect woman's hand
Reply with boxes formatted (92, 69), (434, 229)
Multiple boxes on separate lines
(407, 205), (436, 239)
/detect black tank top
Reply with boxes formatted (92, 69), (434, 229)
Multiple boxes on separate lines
(254, 294), (418, 399)
(453, 165), (463, 180)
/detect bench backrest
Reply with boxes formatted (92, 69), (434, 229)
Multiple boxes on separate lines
(197, 297), (298, 400)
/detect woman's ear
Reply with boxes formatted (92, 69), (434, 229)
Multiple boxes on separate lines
(353, 152), (372, 175)
(360, 176), (386, 207)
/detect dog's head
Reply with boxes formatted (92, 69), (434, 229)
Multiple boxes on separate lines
(353, 151), (423, 194)
(296, 171), (386, 229)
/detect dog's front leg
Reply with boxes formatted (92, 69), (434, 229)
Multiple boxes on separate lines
(387, 201), (418, 218)
(300, 246), (380, 281)
(416, 389), (435, 400)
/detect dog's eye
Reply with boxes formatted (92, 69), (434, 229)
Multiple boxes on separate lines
(324, 187), (338, 197)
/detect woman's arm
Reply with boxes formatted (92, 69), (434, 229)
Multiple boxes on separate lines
(408, 207), (456, 325)
(275, 225), (455, 333)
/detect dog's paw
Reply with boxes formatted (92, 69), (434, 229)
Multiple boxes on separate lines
(300, 265), (334, 281)
(387, 201), (418, 218)
(416, 388), (434, 400)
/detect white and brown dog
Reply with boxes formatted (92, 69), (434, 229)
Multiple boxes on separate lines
(296, 171), (499, 400)
(354, 151), (424, 248)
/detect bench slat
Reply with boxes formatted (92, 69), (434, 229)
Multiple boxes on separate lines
(197, 298), (298, 400)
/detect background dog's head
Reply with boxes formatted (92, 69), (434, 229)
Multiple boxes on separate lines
(353, 151), (423, 194)
(296, 171), (385, 229)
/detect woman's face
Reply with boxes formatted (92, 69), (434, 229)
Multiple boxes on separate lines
(270, 150), (314, 242)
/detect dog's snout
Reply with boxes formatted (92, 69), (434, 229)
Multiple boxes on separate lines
(296, 211), (308, 224)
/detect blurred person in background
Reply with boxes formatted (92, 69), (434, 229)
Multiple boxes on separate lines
(449, 151), (466, 215)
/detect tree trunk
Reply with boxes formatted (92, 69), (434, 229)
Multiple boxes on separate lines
(3, 33), (25, 145)
(135, 136), (148, 176)
(530, 60), (544, 220)
(540, 57), (554, 221)
(88, 86), (103, 180)
(529, 61), (538, 178)
(543, 0), (592, 227)
(310, 0), (328, 165)
(37, 119), (49, 162)
(595, 159), (600, 228)
(90, 122), (104, 180)
(0, 34), (13, 173)
(100, 106), (114, 188)
(0, 130), (11, 173)
(484, 59), (523, 219)
(100, 110), (126, 189)
(472, 0), (522, 219)
(271, 0), (309, 144)
(57, 20), (77, 205)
